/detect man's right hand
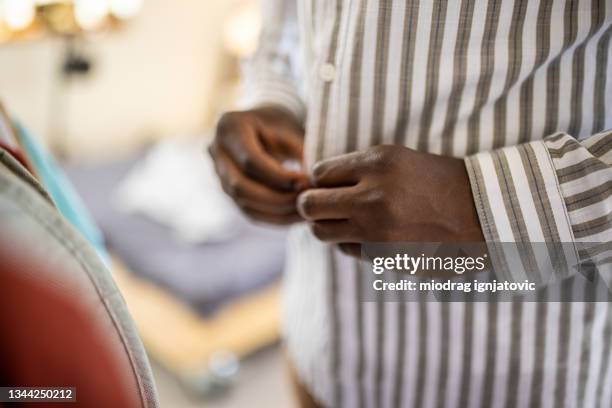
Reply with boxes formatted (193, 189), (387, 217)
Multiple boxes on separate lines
(209, 106), (309, 225)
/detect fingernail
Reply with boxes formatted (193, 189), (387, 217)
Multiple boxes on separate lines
(293, 179), (310, 192)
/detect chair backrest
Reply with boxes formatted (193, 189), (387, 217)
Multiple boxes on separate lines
(0, 148), (159, 408)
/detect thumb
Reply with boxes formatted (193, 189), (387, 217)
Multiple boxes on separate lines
(261, 126), (304, 162)
(277, 131), (304, 160)
(274, 132), (311, 191)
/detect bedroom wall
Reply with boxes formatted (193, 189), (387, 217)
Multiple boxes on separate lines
(0, 0), (248, 159)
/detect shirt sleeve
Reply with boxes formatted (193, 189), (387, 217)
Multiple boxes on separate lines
(465, 129), (612, 285)
(239, 0), (306, 122)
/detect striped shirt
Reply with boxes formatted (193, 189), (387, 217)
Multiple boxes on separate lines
(241, 1), (612, 407)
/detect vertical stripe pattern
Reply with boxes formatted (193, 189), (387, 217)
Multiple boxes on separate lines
(244, 1), (612, 407)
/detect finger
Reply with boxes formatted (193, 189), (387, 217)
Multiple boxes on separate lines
(243, 208), (303, 226)
(221, 124), (306, 191)
(338, 243), (362, 258)
(265, 129), (304, 161)
(243, 133), (308, 190)
(233, 196), (295, 215)
(311, 151), (367, 187)
(211, 145), (299, 214)
(309, 220), (359, 243)
(217, 164), (298, 214)
(297, 187), (356, 221)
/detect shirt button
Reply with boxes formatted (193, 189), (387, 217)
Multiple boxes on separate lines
(319, 63), (336, 82)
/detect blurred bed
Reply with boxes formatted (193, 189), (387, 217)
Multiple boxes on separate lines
(64, 142), (287, 395)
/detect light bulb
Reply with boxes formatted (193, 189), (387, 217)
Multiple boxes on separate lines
(75, 0), (109, 30)
(109, 0), (142, 20)
(4, 0), (35, 30)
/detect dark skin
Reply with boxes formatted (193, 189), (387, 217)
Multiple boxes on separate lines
(210, 108), (485, 257)
(209, 106), (310, 225)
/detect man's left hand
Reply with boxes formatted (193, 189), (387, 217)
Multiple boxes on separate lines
(297, 145), (484, 257)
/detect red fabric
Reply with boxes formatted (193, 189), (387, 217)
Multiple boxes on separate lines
(0, 241), (142, 408)
(0, 140), (34, 175)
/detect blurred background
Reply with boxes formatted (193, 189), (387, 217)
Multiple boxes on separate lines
(0, 1), (295, 406)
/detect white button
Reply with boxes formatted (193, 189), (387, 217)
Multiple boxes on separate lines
(319, 63), (336, 82)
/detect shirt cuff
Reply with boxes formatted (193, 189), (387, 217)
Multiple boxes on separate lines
(465, 141), (579, 285)
(239, 78), (306, 124)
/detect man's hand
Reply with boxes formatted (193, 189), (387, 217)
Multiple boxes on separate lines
(297, 145), (484, 257)
(209, 106), (309, 225)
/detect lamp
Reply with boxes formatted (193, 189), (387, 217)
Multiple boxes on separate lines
(3, 0), (36, 31)
(0, 1), (144, 157)
(0, 0), (144, 44)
